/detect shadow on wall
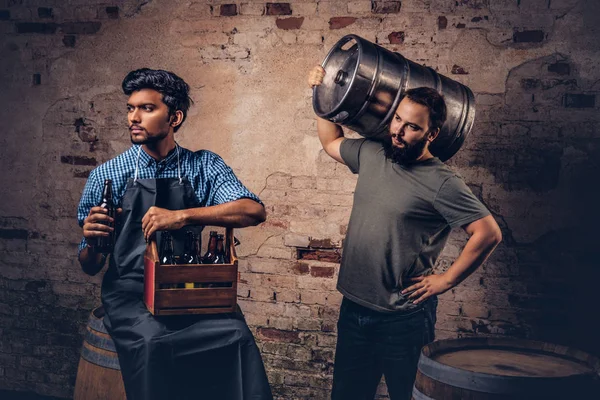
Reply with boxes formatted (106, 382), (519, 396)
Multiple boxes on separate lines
(450, 52), (600, 355)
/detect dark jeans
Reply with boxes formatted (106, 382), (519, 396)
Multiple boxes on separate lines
(331, 297), (437, 400)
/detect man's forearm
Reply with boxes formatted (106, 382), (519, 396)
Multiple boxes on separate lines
(443, 228), (502, 287)
(181, 199), (266, 228)
(78, 246), (107, 276)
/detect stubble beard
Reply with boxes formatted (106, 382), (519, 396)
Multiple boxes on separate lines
(130, 129), (169, 145)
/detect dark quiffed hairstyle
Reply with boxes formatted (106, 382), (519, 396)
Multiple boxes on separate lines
(122, 68), (193, 132)
(402, 87), (447, 133)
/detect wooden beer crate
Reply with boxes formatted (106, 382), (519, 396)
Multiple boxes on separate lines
(144, 227), (238, 316)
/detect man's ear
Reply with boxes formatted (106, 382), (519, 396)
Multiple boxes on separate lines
(428, 128), (440, 143)
(170, 110), (184, 128)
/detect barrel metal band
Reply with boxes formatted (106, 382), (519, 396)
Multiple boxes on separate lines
(84, 327), (117, 352)
(412, 386), (434, 400)
(81, 345), (121, 370)
(88, 314), (108, 333)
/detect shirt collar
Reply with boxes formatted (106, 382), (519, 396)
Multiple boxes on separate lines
(135, 145), (180, 168)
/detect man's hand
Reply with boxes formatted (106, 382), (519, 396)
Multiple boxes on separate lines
(308, 65), (325, 88)
(141, 206), (185, 241)
(83, 206), (116, 242)
(402, 274), (453, 305)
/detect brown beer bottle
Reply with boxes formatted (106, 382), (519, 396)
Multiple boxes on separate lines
(94, 179), (116, 254)
(159, 231), (177, 289)
(202, 231), (218, 264)
(194, 233), (202, 264)
(160, 231), (176, 265)
(180, 231), (201, 264)
(214, 234), (226, 264)
(211, 234), (232, 287)
(181, 231), (200, 288)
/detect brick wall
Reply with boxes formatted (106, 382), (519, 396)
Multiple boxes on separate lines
(0, 0), (599, 398)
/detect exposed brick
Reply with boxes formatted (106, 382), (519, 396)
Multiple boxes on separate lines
(310, 266), (335, 278)
(0, 229), (28, 240)
(438, 16), (447, 29)
(220, 4), (238, 16)
(308, 238), (335, 249)
(329, 17), (356, 30)
(62, 35), (75, 47)
(262, 218), (289, 229)
(60, 22), (102, 35)
(298, 249), (341, 263)
(563, 94), (595, 108)
(548, 62), (570, 76)
(257, 327), (301, 343)
(276, 16), (304, 30)
(266, 3), (292, 16)
(25, 281), (47, 292)
(15, 23), (57, 34)
(37, 7), (52, 19)
(0, 9), (9, 20)
(60, 155), (97, 166)
(451, 64), (468, 74)
(105, 6), (119, 19)
(371, 1), (401, 13)
(520, 78), (540, 89)
(388, 31), (404, 44)
(73, 170), (91, 178)
(513, 30), (545, 43)
(292, 262), (310, 275)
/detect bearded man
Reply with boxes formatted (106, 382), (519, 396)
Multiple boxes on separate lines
(308, 66), (502, 400)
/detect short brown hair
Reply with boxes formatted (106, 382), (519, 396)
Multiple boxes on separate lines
(402, 87), (447, 132)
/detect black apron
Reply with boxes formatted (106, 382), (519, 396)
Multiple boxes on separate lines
(101, 145), (273, 400)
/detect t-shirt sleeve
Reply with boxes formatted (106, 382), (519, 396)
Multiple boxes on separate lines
(434, 175), (491, 228)
(204, 153), (263, 206)
(339, 138), (368, 174)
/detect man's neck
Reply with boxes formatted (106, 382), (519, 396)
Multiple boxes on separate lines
(143, 137), (176, 161)
(416, 149), (434, 162)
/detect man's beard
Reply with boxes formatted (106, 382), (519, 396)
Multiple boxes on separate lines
(130, 128), (168, 145)
(382, 134), (429, 165)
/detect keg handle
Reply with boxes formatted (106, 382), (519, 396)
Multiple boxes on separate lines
(334, 70), (348, 87)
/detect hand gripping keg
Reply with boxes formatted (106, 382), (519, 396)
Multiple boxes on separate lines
(312, 35), (476, 162)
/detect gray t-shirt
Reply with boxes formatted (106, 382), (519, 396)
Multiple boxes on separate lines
(339, 138), (490, 312)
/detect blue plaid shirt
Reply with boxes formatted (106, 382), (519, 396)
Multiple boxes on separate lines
(77, 144), (261, 253)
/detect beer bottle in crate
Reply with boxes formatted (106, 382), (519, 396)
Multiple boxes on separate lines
(94, 179), (116, 254)
(214, 234), (226, 264)
(181, 231), (200, 288)
(193, 233), (202, 263)
(181, 231), (201, 264)
(159, 231), (177, 289)
(202, 231), (218, 264)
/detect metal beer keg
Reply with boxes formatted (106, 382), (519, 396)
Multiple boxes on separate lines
(313, 35), (476, 161)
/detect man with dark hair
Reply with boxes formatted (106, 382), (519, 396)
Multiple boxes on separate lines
(77, 68), (273, 400)
(308, 66), (502, 400)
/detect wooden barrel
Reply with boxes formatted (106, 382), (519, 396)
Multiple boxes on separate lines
(412, 337), (600, 399)
(73, 306), (126, 400)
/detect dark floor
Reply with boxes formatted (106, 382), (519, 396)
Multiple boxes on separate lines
(0, 390), (64, 400)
